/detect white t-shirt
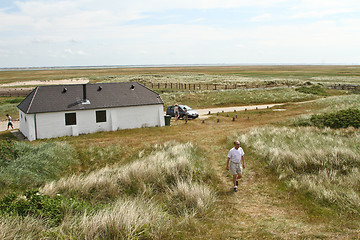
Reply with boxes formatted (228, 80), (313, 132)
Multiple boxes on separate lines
(227, 147), (245, 164)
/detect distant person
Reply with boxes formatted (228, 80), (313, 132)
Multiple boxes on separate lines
(184, 107), (188, 123)
(174, 104), (179, 121)
(226, 140), (245, 192)
(6, 114), (13, 130)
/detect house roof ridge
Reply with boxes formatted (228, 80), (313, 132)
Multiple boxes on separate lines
(26, 87), (39, 114)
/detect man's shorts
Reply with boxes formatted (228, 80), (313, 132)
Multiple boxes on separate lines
(230, 162), (242, 175)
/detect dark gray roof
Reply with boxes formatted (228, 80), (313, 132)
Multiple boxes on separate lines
(17, 82), (163, 114)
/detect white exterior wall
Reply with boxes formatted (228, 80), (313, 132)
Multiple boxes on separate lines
(19, 110), (36, 141)
(20, 104), (165, 141)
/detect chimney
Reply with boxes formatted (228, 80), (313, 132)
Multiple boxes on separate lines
(82, 84), (90, 104)
(83, 84), (87, 101)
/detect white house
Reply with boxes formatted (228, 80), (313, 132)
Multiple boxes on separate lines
(17, 82), (165, 141)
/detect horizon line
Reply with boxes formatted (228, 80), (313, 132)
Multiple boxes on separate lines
(1, 63), (360, 71)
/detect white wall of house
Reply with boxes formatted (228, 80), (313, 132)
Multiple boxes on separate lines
(19, 104), (165, 141)
(19, 110), (36, 141)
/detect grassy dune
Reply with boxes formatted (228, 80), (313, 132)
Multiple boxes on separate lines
(235, 126), (360, 213)
(0, 142), (215, 239)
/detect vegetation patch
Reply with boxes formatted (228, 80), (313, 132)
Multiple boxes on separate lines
(0, 142), (77, 192)
(0, 97), (24, 117)
(0, 142), (215, 239)
(295, 85), (329, 96)
(310, 108), (360, 129)
(234, 127), (360, 213)
(0, 189), (94, 227)
(161, 87), (318, 109)
(0, 138), (17, 165)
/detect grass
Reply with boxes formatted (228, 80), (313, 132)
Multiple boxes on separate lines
(0, 142), (215, 239)
(2, 65), (360, 85)
(1, 66), (360, 239)
(234, 126), (360, 213)
(0, 141), (77, 194)
(0, 97), (23, 119)
(161, 87), (321, 109)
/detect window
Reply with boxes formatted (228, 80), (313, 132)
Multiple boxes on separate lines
(96, 110), (106, 123)
(65, 113), (77, 126)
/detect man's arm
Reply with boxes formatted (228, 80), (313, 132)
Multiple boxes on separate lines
(241, 155), (245, 169)
(226, 157), (230, 170)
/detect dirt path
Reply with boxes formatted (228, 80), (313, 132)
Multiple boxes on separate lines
(195, 103), (285, 119)
(188, 104), (358, 239)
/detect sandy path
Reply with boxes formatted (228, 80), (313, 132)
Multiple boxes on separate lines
(0, 120), (19, 132)
(196, 103), (285, 119)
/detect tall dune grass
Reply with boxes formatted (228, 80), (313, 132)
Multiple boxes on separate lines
(234, 127), (360, 212)
(23, 142), (215, 239)
(0, 216), (46, 240)
(68, 197), (169, 240)
(41, 142), (211, 201)
(316, 95), (360, 113)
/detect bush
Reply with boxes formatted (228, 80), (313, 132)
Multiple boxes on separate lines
(295, 85), (329, 96)
(310, 108), (360, 129)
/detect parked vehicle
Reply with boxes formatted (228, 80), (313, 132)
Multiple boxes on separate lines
(166, 105), (199, 119)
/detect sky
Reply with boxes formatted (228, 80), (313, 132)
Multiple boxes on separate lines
(1, 0), (360, 68)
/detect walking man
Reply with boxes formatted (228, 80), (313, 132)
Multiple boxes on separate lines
(226, 140), (245, 192)
(6, 114), (13, 130)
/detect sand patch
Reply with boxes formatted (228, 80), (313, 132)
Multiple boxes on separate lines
(0, 78), (89, 87)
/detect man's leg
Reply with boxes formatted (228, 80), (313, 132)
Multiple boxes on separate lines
(232, 175), (237, 187)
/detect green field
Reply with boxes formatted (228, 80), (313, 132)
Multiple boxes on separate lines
(0, 66), (359, 239)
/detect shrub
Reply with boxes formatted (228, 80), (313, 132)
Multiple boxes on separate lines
(295, 85), (329, 96)
(310, 108), (360, 129)
(0, 189), (96, 227)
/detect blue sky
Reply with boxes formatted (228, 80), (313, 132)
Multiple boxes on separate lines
(1, 0), (360, 67)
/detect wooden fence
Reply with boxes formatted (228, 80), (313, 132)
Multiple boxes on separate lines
(329, 84), (360, 91)
(141, 82), (286, 91)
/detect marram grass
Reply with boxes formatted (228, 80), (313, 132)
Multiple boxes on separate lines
(234, 126), (360, 212)
(13, 141), (216, 239)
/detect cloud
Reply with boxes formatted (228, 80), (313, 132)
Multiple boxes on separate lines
(292, 8), (353, 19)
(1, 0), (360, 67)
(250, 13), (272, 22)
(64, 49), (85, 55)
